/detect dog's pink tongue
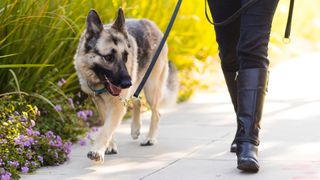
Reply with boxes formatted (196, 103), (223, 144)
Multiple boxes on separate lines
(109, 84), (121, 95)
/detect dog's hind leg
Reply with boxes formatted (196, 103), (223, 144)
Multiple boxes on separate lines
(87, 96), (126, 163)
(141, 87), (161, 146)
(131, 98), (141, 140)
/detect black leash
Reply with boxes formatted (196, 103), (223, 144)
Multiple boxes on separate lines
(205, 0), (259, 27)
(205, 0), (295, 40)
(133, 0), (182, 98)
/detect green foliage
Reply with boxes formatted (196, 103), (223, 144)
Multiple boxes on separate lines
(0, 95), (72, 179)
(0, 0), (218, 101)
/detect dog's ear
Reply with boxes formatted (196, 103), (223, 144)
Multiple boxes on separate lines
(112, 8), (127, 35)
(86, 9), (103, 36)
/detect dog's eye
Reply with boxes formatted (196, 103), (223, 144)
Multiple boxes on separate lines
(103, 54), (114, 63)
(122, 51), (128, 63)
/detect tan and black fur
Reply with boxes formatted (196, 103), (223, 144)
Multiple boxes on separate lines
(74, 8), (178, 163)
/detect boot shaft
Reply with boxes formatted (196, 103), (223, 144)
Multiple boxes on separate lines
(236, 68), (268, 145)
(222, 71), (238, 112)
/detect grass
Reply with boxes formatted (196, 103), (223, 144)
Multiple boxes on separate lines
(0, 0), (218, 102)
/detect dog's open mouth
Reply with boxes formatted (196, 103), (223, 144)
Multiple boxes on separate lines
(102, 75), (121, 96)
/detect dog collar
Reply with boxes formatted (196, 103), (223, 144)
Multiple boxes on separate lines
(87, 81), (108, 95)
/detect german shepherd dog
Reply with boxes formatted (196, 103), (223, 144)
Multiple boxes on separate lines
(74, 8), (178, 163)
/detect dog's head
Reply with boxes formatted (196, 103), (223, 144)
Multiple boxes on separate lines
(83, 8), (132, 96)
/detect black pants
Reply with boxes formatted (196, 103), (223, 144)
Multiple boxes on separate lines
(207, 0), (279, 72)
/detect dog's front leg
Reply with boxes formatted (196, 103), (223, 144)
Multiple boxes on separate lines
(87, 97), (126, 163)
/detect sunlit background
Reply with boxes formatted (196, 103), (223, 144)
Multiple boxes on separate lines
(1, 0), (319, 100)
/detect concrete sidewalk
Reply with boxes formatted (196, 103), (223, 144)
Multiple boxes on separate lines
(22, 53), (320, 180)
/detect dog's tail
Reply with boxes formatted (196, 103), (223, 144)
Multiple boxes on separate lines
(160, 61), (179, 108)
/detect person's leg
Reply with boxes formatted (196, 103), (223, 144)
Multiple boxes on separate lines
(207, 0), (241, 72)
(236, 0), (279, 172)
(207, 0), (241, 152)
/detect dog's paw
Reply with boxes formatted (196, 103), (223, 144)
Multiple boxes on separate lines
(87, 151), (104, 163)
(131, 127), (140, 140)
(140, 138), (157, 146)
(105, 142), (118, 155)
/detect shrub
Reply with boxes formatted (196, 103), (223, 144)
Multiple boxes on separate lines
(0, 95), (72, 179)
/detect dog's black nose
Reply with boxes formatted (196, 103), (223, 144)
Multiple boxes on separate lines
(120, 80), (132, 89)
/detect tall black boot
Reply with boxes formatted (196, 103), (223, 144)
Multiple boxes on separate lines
(236, 68), (268, 172)
(222, 71), (239, 153)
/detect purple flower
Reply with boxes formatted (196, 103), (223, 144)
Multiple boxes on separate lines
(8, 115), (13, 120)
(14, 139), (20, 145)
(34, 131), (40, 136)
(49, 140), (55, 146)
(76, 92), (81, 98)
(14, 135), (25, 145)
(54, 105), (62, 111)
(87, 110), (93, 117)
(45, 131), (55, 138)
(38, 155), (44, 163)
(58, 78), (66, 87)
(0, 139), (7, 144)
(9, 160), (19, 168)
(24, 137), (34, 147)
(21, 166), (29, 173)
(79, 139), (86, 146)
(26, 128), (33, 136)
(86, 133), (92, 140)
(77, 110), (93, 121)
(54, 152), (58, 158)
(14, 111), (20, 116)
(31, 161), (38, 167)
(17, 148), (23, 154)
(63, 141), (72, 154)
(56, 136), (63, 147)
(21, 115), (28, 121)
(92, 127), (98, 132)
(26, 153), (32, 160)
(68, 98), (74, 107)
(1, 171), (11, 180)
(24, 140), (31, 147)
(19, 135), (25, 140)
(77, 111), (87, 121)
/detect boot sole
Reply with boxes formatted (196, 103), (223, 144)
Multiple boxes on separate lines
(237, 160), (259, 172)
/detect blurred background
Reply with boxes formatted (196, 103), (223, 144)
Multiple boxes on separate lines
(1, 0), (319, 100)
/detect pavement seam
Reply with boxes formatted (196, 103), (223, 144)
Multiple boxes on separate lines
(139, 138), (227, 180)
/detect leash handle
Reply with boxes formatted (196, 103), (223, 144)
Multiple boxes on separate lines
(284, 0), (295, 40)
(133, 0), (182, 98)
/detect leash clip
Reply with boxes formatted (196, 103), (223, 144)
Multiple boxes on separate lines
(119, 95), (132, 107)
(119, 95), (141, 107)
